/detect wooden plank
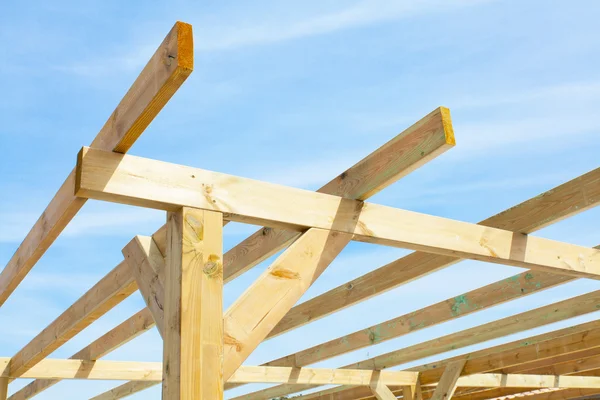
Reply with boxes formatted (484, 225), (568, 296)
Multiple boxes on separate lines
(404, 383), (423, 400)
(122, 236), (165, 336)
(223, 229), (351, 379)
(228, 366), (418, 386)
(0, 21), (193, 308)
(90, 382), (157, 400)
(455, 373), (600, 389)
(0, 358), (162, 381)
(163, 208), (223, 399)
(431, 360), (466, 400)
(76, 147), (600, 279)
(8, 261), (137, 380)
(239, 290), (600, 400)
(0, 378), (7, 400)
(8, 308), (155, 400)
(370, 381), (399, 400)
(268, 167), (600, 338)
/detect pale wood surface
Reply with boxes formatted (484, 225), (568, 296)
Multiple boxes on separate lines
(370, 381), (399, 400)
(9, 261), (137, 379)
(454, 373), (600, 389)
(0, 378), (7, 400)
(9, 308), (155, 400)
(0, 21), (193, 309)
(163, 208), (223, 399)
(245, 291), (600, 400)
(90, 382), (157, 400)
(224, 229), (351, 379)
(403, 383), (423, 400)
(0, 358), (162, 381)
(122, 236), (165, 336)
(430, 360), (466, 400)
(268, 168), (600, 338)
(76, 147), (600, 279)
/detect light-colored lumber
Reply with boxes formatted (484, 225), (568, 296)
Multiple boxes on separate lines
(122, 236), (165, 336)
(370, 380), (399, 400)
(431, 360), (466, 400)
(301, 321), (600, 400)
(454, 373), (600, 389)
(269, 167), (600, 338)
(163, 208), (223, 399)
(404, 383), (423, 400)
(233, 285), (600, 400)
(9, 260), (137, 380)
(0, 378), (7, 400)
(65, 109), (459, 400)
(9, 308), (155, 400)
(90, 382), (157, 400)
(0, 21), (193, 308)
(223, 228), (351, 379)
(76, 147), (600, 279)
(0, 358), (162, 381)
(228, 366), (418, 386)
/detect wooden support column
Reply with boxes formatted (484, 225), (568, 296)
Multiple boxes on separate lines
(430, 360), (466, 400)
(370, 380), (398, 400)
(163, 207), (223, 399)
(0, 378), (7, 400)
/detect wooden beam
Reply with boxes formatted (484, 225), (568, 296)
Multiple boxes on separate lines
(241, 290), (600, 400)
(268, 167), (600, 338)
(8, 308), (155, 400)
(453, 373), (600, 389)
(90, 382), (158, 400)
(0, 21), (193, 308)
(122, 236), (165, 336)
(404, 382), (423, 400)
(8, 261), (137, 380)
(76, 147), (600, 279)
(370, 380), (399, 400)
(224, 229), (351, 379)
(60, 108), (459, 400)
(0, 358), (162, 381)
(163, 208), (223, 399)
(431, 360), (466, 400)
(0, 378), (7, 400)
(228, 366), (418, 386)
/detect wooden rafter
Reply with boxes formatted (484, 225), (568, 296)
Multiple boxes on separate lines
(430, 360), (466, 400)
(0, 21), (193, 309)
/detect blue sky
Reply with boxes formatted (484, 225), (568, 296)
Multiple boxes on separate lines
(1, 0), (599, 398)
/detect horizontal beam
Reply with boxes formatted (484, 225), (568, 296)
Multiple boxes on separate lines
(76, 147), (600, 279)
(454, 373), (600, 389)
(0, 359), (418, 386)
(0, 21), (193, 308)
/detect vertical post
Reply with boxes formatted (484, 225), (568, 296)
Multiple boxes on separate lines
(163, 207), (223, 399)
(0, 378), (8, 400)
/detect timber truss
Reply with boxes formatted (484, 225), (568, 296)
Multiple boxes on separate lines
(1, 21), (599, 400)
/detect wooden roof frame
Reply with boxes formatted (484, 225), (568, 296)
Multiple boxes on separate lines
(1, 21), (599, 400)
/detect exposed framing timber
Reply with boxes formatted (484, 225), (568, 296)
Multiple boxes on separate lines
(163, 208), (223, 399)
(0, 378), (7, 400)
(8, 308), (155, 400)
(430, 360), (466, 400)
(76, 147), (600, 279)
(0, 21), (194, 308)
(370, 380), (399, 400)
(242, 288), (600, 400)
(122, 236), (166, 336)
(8, 261), (138, 380)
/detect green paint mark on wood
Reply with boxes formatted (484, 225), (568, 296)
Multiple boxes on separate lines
(451, 295), (470, 316)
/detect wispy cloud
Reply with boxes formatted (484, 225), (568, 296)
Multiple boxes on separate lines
(197, 0), (494, 51)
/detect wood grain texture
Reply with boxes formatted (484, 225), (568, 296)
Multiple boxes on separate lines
(0, 21), (193, 308)
(122, 236), (165, 336)
(370, 381), (398, 400)
(89, 381), (157, 400)
(0, 378), (7, 400)
(76, 147), (600, 279)
(0, 359), (162, 381)
(163, 208), (223, 399)
(9, 308), (155, 400)
(268, 168), (600, 338)
(430, 360), (465, 400)
(9, 261), (137, 380)
(223, 229), (351, 380)
(240, 289), (600, 400)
